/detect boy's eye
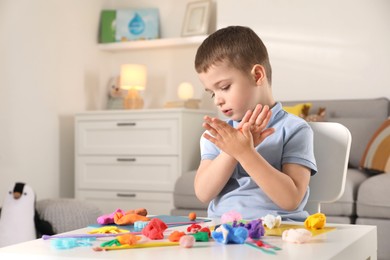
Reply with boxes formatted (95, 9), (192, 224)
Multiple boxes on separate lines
(221, 85), (230, 91)
(210, 93), (215, 98)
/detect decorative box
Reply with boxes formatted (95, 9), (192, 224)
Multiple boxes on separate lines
(115, 8), (160, 42)
(99, 10), (116, 43)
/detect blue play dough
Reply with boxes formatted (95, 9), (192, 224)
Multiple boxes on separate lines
(211, 224), (248, 244)
(51, 238), (96, 250)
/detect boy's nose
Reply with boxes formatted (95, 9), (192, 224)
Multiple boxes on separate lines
(214, 95), (224, 107)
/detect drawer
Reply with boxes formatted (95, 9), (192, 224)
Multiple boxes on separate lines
(76, 155), (179, 192)
(76, 117), (178, 155)
(76, 190), (173, 215)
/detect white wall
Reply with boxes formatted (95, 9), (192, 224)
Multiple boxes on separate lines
(218, 0), (390, 101)
(0, 0), (216, 202)
(0, 0), (388, 203)
(0, 0), (106, 200)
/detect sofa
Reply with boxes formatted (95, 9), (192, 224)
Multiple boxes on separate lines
(171, 97), (390, 259)
(36, 199), (102, 234)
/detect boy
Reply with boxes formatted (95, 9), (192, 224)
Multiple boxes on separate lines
(194, 26), (317, 221)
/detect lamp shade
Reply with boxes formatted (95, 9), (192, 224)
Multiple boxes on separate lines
(120, 64), (147, 90)
(178, 82), (194, 100)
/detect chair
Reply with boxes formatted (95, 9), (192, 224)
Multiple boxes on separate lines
(304, 122), (352, 214)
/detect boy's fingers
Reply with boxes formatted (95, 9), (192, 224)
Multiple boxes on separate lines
(256, 108), (272, 128)
(203, 133), (216, 143)
(238, 110), (253, 129)
(249, 104), (262, 125)
(242, 122), (253, 138)
(255, 105), (270, 126)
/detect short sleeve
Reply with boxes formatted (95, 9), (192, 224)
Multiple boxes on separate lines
(283, 124), (318, 175)
(200, 131), (220, 160)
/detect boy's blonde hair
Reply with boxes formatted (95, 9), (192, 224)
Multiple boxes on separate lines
(195, 26), (272, 85)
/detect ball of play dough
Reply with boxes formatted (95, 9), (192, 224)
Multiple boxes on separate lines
(179, 235), (195, 248)
(282, 228), (312, 244)
(188, 212), (197, 221)
(304, 213), (326, 229)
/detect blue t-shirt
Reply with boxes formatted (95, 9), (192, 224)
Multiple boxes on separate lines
(200, 102), (317, 221)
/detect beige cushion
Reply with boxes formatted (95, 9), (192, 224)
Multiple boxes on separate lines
(321, 169), (368, 216)
(356, 173), (390, 219)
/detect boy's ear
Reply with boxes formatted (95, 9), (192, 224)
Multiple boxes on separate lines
(251, 64), (266, 84)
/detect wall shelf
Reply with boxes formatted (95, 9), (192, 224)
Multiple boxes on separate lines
(98, 35), (208, 52)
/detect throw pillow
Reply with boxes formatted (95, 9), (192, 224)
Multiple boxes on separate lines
(283, 103), (312, 116)
(331, 117), (384, 168)
(360, 119), (390, 174)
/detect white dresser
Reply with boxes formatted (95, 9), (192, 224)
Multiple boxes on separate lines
(74, 109), (214, 215)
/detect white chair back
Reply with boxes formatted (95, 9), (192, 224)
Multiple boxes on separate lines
(305, 122), (352, 214)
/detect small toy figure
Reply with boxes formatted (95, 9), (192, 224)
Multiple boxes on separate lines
(106, 76), (126, 109)
(0, 183), (54, 247)
(300, 105), (326, 122)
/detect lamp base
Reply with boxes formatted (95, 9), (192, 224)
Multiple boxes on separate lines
(123, 89), (144, 109)
(163, 99), (200, 109)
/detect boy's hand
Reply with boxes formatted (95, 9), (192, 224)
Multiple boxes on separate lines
(202, 117), (253, 158)
(237, 104), (275, 147)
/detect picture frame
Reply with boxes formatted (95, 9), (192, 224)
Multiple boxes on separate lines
(181, 1), (211, 37)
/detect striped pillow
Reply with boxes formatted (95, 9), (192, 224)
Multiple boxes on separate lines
(360, 119), (390, 174)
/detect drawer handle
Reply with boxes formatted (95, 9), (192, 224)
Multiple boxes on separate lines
(117, 158), (136, 162)
(117, 122), (136, 127)
(117, 193), (136, 198)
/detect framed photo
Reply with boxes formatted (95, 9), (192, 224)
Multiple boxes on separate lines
(181, 1), (211, 37)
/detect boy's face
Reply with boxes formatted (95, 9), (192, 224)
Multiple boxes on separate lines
(198, 61), (259, 121)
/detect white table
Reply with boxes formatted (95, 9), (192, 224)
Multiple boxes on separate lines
(0, 219), (377, 260)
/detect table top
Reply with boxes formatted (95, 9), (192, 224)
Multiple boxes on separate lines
(0, 219), (377, 260)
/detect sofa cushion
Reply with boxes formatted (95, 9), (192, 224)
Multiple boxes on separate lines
(356, 173), (390, 219)
(360, 119), (390, 174)
(173, 170), (208, 210)
(321, 168), (368, 216)
(331, 117), (384, 168)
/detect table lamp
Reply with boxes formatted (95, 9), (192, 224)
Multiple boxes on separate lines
(120, 64), (147, 109)
(177, 82), (194, 100)
(164, 82), (200, 109)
